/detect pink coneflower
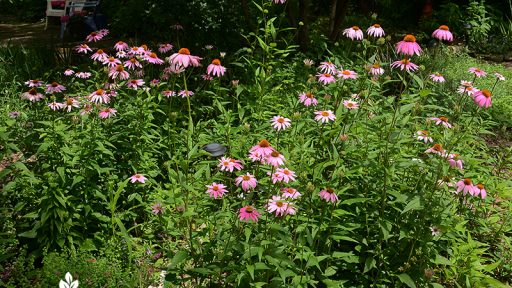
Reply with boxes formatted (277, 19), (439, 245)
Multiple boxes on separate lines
(64, 69), (74, 76)
(391, 58), (419, 72)
(303, 59), (314, 67)
(75, 72), (92, 79)
(271, 115), (291, 131)
(218, 156), (243, 172)
(272, 0), (286, 4)
(273, 168), (296, 183)
(164, 63), (185, 75)
(285, 203), (297, 215)
(45, 82), (66, 93)
(447, 154), (463, 170)
(319, 188), (339, 202)
(239, 206), (261, 222)
(130, 173), (147, 183)
(266, 196), (290, 216)
(425, 143), (445, 156)
(80, 104), (93, 116)
(102, 56), (122, 68)
(416, 130), (433, 143)
(21, 88), (44, 102)
(135, 69), (145, 77)
(169, 48), (201, 68)
(106, 89), (117, 98)
(109, 65), (130, 80)
(494, 72), (505, 81)
(266, 151), (285, 167)
(25, 79), (44, 87)
(48, 101), (63, 111)
(314, 110), (336, 123)
(97, 29), (109, 37)
(75, 43), (92, 54)
(89, 89), (108, 104)
(161, 90), (176, 98)
(343, 100), (359, 110)
(158, 43), (173, 53)
(432, 25), (453, 42)
(62, 97), (80, 112)
(206, 59), (226, 77)
(396, 34), (422, 56)
(343, 26), (364, 40)
(299, 92), (318, 107)
(129, 46), (142, 55)
(370, 63), (384, 75)
(116, 51), (128, 58)
(281, 187), (301, 199)
(250, 139), (274, 157)
(150, 79), (160, 86)
(151, 203), (165, 215)
(201, 74), (213, 81)
(430, 73), (445, 82)
(318, 61), (338, 74)
(457, 83), (479, 97)
(91, 49), (108, 62)
(144, 52), (165, 65)
(178, 90), (194, 97)
(474, 183), (487, 199)
(430, 226), (441, 236)
(473, 89), (492, 108)
(99, 107), (117, 119)
(139, 44), (150, 55)
(337, 69), (358, 79)
(367, 24), (385, 37)
(235, 173), (258, 191)
(8, 111), (20, 119)
(437, 176), (455, 188)
(456, 178), (476, 196)
(206, 182), (228, 199)
(468, 67), (487, 78)
(430, 116), (452, 128)
(124, 58), (142, 70)
(317, 73), (336, 85)
(126, 79), (145, 89)
(248, 150), (265, 163)
(114, 41), (129, 51)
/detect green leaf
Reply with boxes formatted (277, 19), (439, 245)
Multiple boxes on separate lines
(397, 273), (416, 288)
(363, 257), (376, 273)
(18, 230), (37, 238)
(57, 167), (65, 182)
(401, 196), (422, 214)
(434, 254), (452, 266)
(169, 250), (189, 269)
(246, 264), (255, 280)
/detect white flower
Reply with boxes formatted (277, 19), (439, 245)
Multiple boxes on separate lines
(59, 272), (79, 288)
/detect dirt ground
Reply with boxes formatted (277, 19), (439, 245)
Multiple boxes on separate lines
(0, 17), (63, 47)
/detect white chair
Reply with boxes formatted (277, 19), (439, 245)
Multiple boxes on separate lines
(45, 0), (67, 30)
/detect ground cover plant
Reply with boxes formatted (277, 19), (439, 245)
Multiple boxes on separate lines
(1, 1), (512, 287)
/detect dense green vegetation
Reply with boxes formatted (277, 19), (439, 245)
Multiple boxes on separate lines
(1, 0), (512, 287)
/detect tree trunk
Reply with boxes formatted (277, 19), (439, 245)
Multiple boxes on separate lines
(297, 0), (310, 51)
(241, 0), (255, 33)
(329, 0), (349, 42)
